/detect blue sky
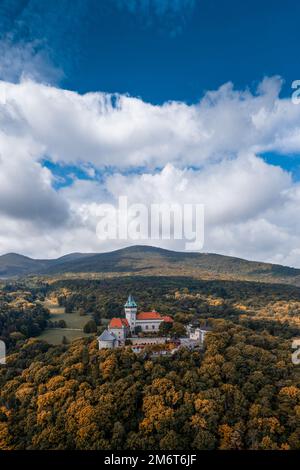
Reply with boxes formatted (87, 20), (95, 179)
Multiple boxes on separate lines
(0, 0), (299, 102)
(1, 0), (300, 175)
(1, 0), (300, 264)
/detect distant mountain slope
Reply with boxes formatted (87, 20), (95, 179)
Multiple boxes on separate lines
(0, 253), (48, 277)
(1, 245), (300, 286)
(0, 252), (93, 277)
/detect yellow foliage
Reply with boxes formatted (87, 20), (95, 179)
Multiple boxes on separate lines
(194, 398), (214, 414)
(140, 395), (174, 435)
(190, 414), (207, 429)
(15, 384), (35, 402)
(0, 422), (12, 450)
(279, 386), (300, 400)
(37, 410), (52, 425)
(100, 354), (117, 380)
(46, 375), (66, 391)
(218, 424), (234, 450)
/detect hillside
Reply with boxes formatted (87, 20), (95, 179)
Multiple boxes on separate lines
(0, 253), (48, 277)
(1, 245), (300, 286)
(0, 252), (95, 277)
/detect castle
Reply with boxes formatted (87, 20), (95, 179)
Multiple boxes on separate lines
(98, 294), (174, 349)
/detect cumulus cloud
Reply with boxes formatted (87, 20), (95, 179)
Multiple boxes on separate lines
(106, 154), (290, 223)
(103, 158), (300, 264)
(1, 76), (300, 169)
(0, 77), (300, 266)
(0, 132), (69, 226)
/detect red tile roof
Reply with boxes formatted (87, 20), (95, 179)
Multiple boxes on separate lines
(162, 316), (174, 323)
(136, 311), (162, 320)
(109, 317), (129, 329)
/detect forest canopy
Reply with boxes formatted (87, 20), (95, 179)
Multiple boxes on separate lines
(0, 320), (299, 450)
(0, 275), (300, 450)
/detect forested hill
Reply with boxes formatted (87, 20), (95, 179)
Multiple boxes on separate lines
(1, 323), (299, 450)
(0, 246), (300, 286)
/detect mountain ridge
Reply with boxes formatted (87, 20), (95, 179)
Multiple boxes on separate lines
(0, 245), (300, 286)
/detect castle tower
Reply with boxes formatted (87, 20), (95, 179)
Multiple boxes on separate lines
(124, 294), (137, 333)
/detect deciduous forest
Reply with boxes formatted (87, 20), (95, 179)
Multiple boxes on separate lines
(0, 276), (300, 449)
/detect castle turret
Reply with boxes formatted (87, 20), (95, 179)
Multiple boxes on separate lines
(124, 294), (137, 333)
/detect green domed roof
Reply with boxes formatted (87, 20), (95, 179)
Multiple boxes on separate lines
(124, 294), (137, 308)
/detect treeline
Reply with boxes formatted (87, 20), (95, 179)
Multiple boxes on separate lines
(0, 303), (49, 350)
(48, 276), (300, 338)
(51, 276), (300, 310)
(0, 319), (299, 450)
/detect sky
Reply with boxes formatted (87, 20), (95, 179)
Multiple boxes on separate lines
(1, 0), (300, 266)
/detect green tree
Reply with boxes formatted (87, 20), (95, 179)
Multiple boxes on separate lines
(83, 320), (97, 333)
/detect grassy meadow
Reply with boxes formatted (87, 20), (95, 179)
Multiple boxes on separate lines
(38, 300), (93, 345)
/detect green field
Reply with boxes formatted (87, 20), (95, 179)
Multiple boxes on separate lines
(39, 301), (96, 345)
(38, 328), (92, 345)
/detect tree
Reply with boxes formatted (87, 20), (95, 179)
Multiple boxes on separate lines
(192, 429), (216, 450)
(83, 320), (97, 334)
(159, 322), (172, 335)
(170, 322), (186, 338)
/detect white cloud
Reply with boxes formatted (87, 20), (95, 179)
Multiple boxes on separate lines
(103, 157), (300, 264)
(0, 39), (62, 84)
(0, 77), (300, 266)
(0, 132), (69, 225)
(1, 76), (300, 170)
